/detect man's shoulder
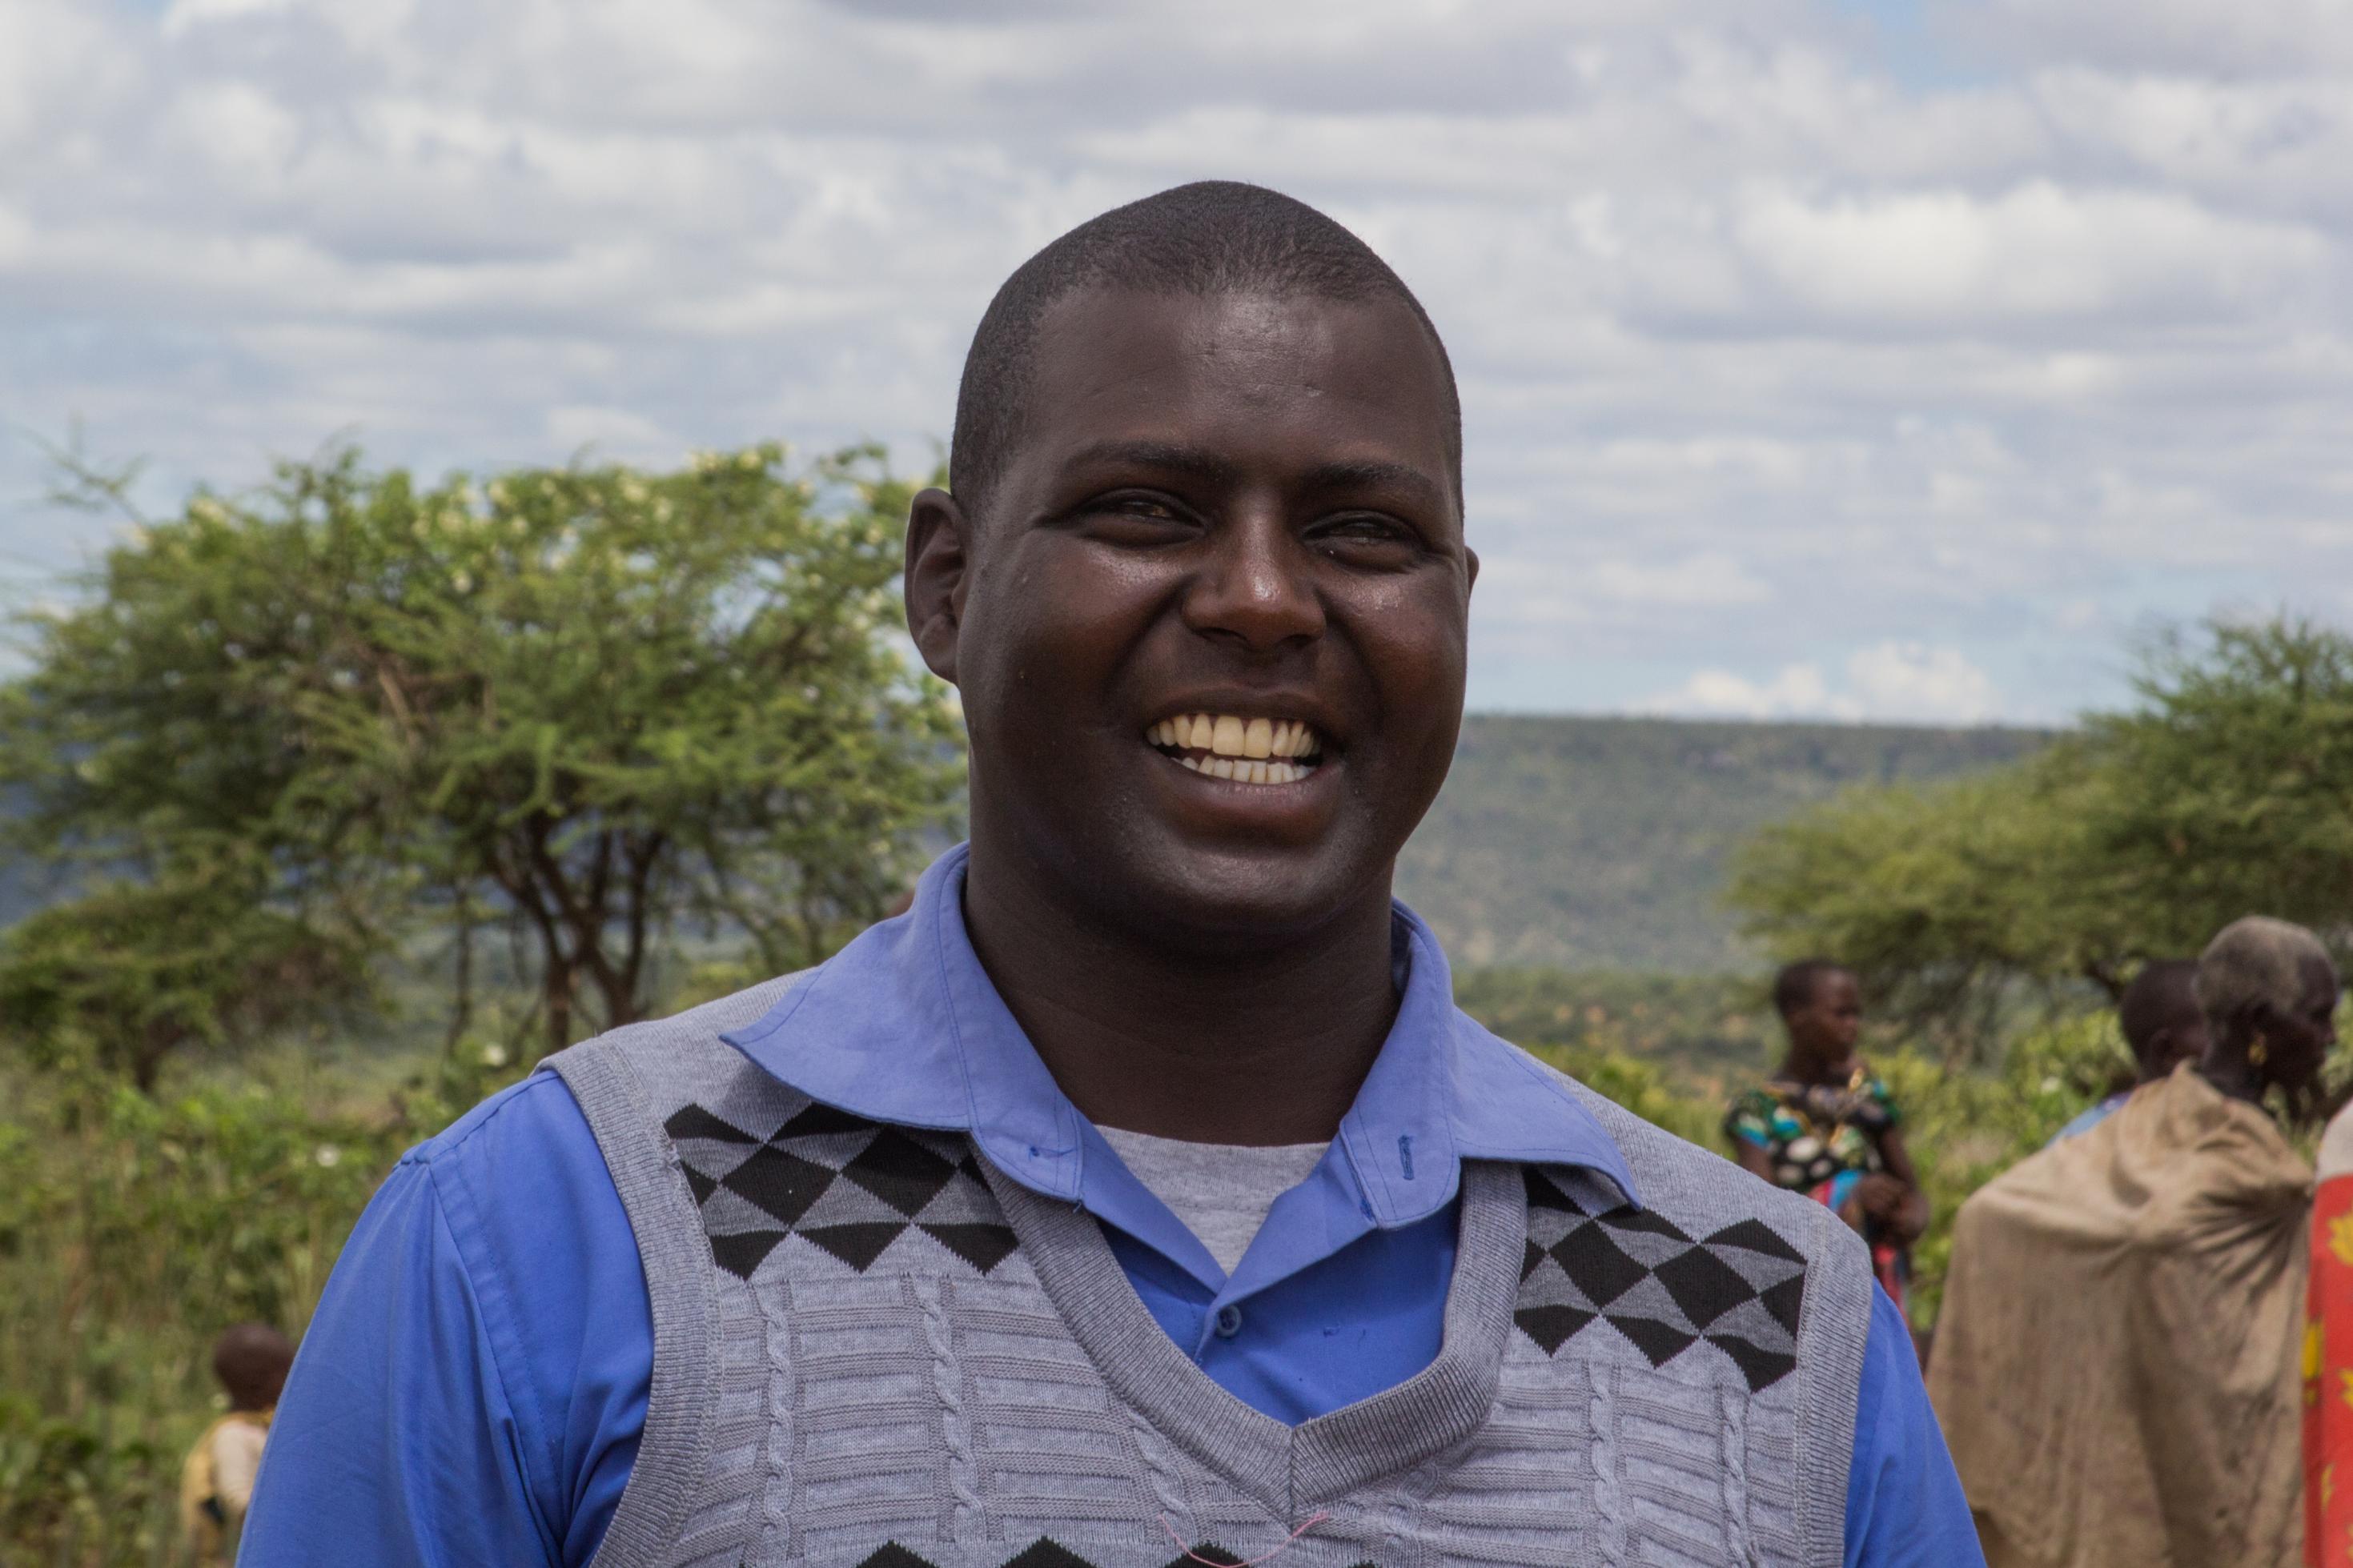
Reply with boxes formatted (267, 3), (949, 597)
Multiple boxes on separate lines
(575, 967), (817, 1064)
(407, 1067), (599, 1173)
(1507, 1042), (1865, 1267)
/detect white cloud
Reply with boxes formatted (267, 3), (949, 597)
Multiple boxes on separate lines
(2, 0), (2350, 722)
(541, 404), (675, 458)
(1844, 641), (2002, 723)
(1644, 663), (1839, 720)
(1480, 552), (1776, 633)
(1970, 0), (2353, 76)
(1642, 644), (2003, 724)
(1735, 180), (2331, 327)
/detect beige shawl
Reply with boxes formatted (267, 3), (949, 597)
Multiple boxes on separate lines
(1927, 1064), (2312, 1567)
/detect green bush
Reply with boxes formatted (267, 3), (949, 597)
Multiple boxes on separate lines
(1454, 968), (1775, 1089)
(0, 1041), (524, 1566)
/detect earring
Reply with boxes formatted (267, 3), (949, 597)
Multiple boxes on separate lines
(2249, 1034), (2271, 1069)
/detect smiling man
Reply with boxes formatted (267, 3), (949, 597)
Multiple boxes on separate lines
(244, 182), (1975, 1567)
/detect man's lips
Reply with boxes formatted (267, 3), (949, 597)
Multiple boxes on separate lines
(1144, 710), (1327, 786)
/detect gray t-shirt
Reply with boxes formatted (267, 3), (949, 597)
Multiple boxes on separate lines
(1095, 1125), (1328, 1276)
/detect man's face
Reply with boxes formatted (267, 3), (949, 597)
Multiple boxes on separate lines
(913, 287), (1473, 948)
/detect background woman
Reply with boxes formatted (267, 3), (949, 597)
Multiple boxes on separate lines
(1726, 959), (1930, 1315)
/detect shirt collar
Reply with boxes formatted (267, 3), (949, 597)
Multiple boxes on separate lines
(719, 843), (1639, 1225)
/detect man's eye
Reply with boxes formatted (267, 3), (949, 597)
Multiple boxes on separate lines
(1083, 494), (1188, 525)
(1071, 493), (1198, 546)
(1313, 515), (1418, 554)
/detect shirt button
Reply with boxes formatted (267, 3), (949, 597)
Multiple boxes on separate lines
(1213, 1305), (1244, 1338)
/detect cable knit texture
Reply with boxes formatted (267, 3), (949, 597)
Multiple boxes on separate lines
(547, 977), (1873, 1568)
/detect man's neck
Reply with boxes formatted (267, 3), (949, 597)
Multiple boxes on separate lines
(959, 848), (1401, 1146)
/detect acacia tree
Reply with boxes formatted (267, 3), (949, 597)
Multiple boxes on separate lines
(1727, 619), (2353, 1054)
(0, 860), (371, 1091)
(2, 442), (964, 1069)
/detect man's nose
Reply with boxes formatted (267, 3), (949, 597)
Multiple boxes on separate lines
(1179, 506), (1325, 652)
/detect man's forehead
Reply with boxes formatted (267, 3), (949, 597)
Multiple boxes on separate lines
(1031, 285), (1435, 377)
(1015, 287), (1457, 477)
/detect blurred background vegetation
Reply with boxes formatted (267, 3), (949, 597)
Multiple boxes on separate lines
(3, 443), (2347, 1562)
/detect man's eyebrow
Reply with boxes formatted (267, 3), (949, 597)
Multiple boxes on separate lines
(1297, 459), (1448, 507)
(1056, 444), (1448, 509)
(1057, 440), (1239, 484)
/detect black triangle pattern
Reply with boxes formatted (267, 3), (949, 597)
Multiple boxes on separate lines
(1512, 1167), (1807, 1391)
(849, 1542), (1382, 1568)
(664, 1100), (1020, 1282)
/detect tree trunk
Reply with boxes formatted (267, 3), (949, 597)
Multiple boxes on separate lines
(444, 892), (475, 1054)
(132, 1020), (183, 1095)
(543, 956), (574, 1061)
(589, 964), (641, 1034)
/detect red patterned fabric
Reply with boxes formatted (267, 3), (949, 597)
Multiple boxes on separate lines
(2309, 1172), (2353, 1566)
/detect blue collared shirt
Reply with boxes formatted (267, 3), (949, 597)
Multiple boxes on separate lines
(2048, 1090), (2130, 1145)
(245, 845), (1978, 1566)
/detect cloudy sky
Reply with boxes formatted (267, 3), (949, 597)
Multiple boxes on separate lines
(3, 0), (2349, 723)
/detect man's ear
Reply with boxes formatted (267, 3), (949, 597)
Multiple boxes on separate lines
(904, 487), (970, 685)
(1464, 544), (1480, 595)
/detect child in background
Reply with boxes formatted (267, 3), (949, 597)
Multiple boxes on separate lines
(179, 1323), (293, 1563)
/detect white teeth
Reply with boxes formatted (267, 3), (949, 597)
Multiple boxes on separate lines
(1271, 720), (1322, 759)
(1145, 712), (1324, 782)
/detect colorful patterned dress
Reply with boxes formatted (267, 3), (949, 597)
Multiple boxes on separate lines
(2307, 1105), (2353, 1566)
(1725, 1070), (1911, 1309)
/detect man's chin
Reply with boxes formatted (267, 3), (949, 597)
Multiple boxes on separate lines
(1072, 832), (1385, 955)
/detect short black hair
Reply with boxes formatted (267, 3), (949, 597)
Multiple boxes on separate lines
(212, 1321), (295, 1410)
(2119, 958), (2200, 1065)
(949, 180), (1462, 523)
(1773, 958), (1851, 1020)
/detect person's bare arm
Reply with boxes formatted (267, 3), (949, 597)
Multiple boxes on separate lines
(1732, 1138), (1777, 1185)
(1861, 1128), (1931, 1242)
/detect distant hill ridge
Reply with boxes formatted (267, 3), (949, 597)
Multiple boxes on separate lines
(1399, 715), (2050, 973)
(0, 717), (2049, 975)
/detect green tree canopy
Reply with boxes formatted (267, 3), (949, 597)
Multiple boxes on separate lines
(1, 442), (963, 1072)
(1727, 619), (2353, 1051)
(0, 860), (371, 1091)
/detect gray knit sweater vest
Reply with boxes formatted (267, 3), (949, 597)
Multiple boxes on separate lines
(547, 975), (1874, 1568)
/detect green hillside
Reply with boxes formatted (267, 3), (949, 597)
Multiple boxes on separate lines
(0, 716), (2049, 976)
(1399, 715), (2050, 973)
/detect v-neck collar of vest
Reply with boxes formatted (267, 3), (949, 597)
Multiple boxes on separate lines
(719, 844), (1642, 1241)
(983, 1151), (1529, 1519)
